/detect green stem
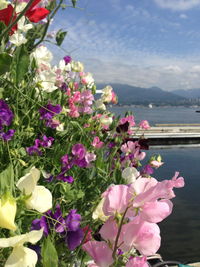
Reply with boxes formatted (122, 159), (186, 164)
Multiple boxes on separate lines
(32, 0), (64, 49)
(112, 207), (129, 260)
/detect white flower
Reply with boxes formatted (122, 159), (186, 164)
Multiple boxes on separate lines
(81, 72), (94, 88)
(122, 167), (140, 184)
(9, 32), (27, 46)
(101, 85), (113, 102)
(16, 167), (52, 213)
(0, 0), (9, 9)
(31, 46), (53, 67)
(0, 229), (43, 267)
(71, 61), (84, 72)
(18, 16), (33, 33)
(36, 69), (58, 93)
(56, 123), (64, 132)
(99, 115), (113, 126)
(95, 99), (106, 111)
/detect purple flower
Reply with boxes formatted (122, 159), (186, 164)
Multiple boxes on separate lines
(0, 129), (15, 141)
(66, 209), (81, 231)
(40, 135), (54, 148)
(63, 55), (72, 64)
(61, 83), (68, 91)
(57, 172), (74, 184)
(0, 99), (14, 129)
(141, 164), (154, 175)
(31, 217), (49, 236)
(73, 158), (87, 168)
(66, 228), (84, 251)
(72, 144), (86, 160)
(26, 145), (42, 156)
(39, 102), (62, 120)
(26, 135), (54, 156)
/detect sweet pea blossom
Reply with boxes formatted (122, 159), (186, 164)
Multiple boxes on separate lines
(0, 229), (43, 267)
(82, 241), (114, 267)
(16, 167), (52, 213)
(9, 32), (27, 46)
(139, 120), (150, 130)
(0, 193), (17, 231)
(101, 86), (113, 103)
(126, 256), (148, 267)
(31, 46), (53, 67)
(122, 167), (140, 184)
(92, 198), (109, 222)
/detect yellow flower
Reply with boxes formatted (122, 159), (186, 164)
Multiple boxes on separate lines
(0, 193), (17, 231)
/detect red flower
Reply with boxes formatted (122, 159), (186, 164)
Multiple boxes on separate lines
(0, 4), (17, 34)
(82, 225), (93, 243)
(0, 0), (50, 35)
(25, 0), (50, 23)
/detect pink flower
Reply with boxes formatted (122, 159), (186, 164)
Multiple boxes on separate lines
(102, 184), (132, 216)
(150, 160), (163, 168)
(119, 115), (135, 127)
(92, 137), (104, 149)
(99, 217), (118, 244)
(126, 256), (148, 267)
(82, 241), (114, 267)
(139, 120), (150, 130)
(122, 220), (161, 256)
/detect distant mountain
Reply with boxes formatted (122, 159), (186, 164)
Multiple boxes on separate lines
(97, 83), (186, 105)
(173, 88), (200, 99)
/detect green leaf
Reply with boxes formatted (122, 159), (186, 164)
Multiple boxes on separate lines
(42, 236), (58, 267)
(0, 164), (14, 195)
(56, 30), (67, 46)
(12, 45), (30, 84)
(71, 0), (77, 7)
(0, 53), (12, 75)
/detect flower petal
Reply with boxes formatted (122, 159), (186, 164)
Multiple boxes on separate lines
(16, 167), (40, 195)
(26, 186), (52, 213)
(0, 229), (43, 248)
(5, 246), (38, 267)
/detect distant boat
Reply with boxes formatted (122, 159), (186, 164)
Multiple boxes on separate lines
(148, 104), (153, 108)
(195, 110), (200, 113)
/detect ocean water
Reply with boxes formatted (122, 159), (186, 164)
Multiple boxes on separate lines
(110, 106), (200, 125)
(110, 106), (200, 263)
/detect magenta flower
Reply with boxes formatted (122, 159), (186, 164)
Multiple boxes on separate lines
(63, 55), (72, 64)
(72, 144), (86, 160)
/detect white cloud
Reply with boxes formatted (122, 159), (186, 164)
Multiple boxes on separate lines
(179, 14), (188, 19)
(48, 8), (200, 91)
(164, 65), (182, 73)
(153, 0), (200, 11)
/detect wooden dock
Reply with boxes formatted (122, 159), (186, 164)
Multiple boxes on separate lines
(133, 124), (200, 146)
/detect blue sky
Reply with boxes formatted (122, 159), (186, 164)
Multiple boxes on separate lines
(49, 0), (200, 91)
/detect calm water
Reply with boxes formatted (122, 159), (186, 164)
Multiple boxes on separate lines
(110, 106), (200, 125)
(110, 106), (200, 263)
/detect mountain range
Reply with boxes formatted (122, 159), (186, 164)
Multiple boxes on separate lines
(97, 83), (200, 105)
